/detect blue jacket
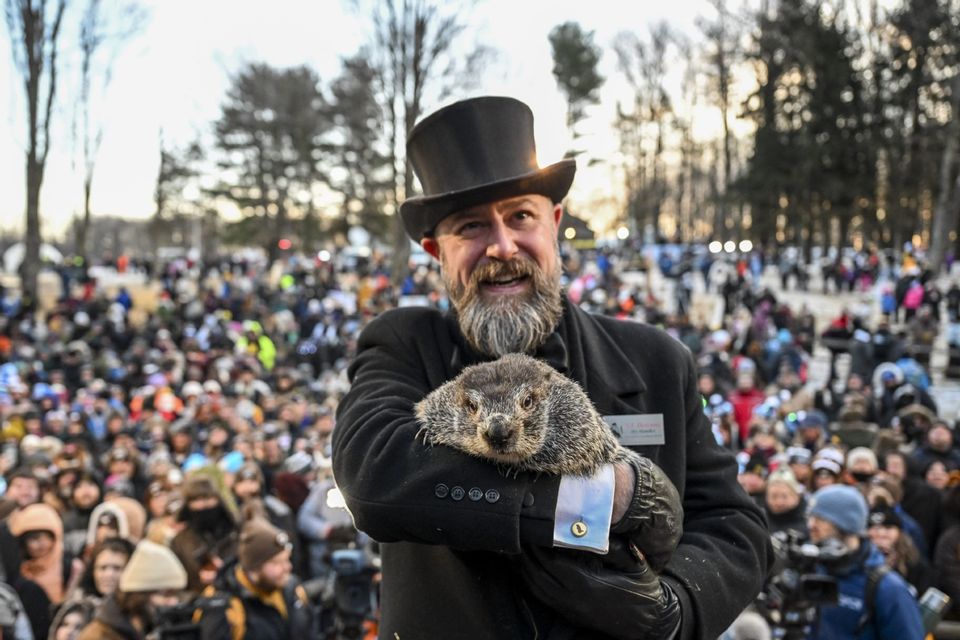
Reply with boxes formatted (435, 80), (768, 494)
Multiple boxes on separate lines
(813, 542), (924, 640)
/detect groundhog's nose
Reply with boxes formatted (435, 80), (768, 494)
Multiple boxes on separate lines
(483, 416), (513, 447)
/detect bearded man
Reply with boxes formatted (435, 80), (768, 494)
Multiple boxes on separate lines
(332, 96), (771, 640)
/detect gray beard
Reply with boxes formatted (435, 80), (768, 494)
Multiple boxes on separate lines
(444, 256), (563, 358)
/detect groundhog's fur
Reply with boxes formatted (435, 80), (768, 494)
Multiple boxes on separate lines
(415, 353), (638, 476)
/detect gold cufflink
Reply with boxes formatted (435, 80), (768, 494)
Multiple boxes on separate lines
(571, 521), (588, 538)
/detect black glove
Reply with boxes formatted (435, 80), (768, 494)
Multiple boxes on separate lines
(612, 453), (683, 572)
(518, 540), (681, 640)
(327, 523), (357, 543)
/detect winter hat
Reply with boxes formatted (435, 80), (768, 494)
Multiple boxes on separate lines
(812, 447), (845, 476)
(86, 502), (130, 547)
(868, 505), (903, 529)
(767, 469), (804, 497)
(118, 540), (187, 592)
(846, 447), (878, 471)
(239, 518), (292, 572)
(808, 485), (868, 535)
(182, 475), (220, 502)
(9, 503), (62, 539)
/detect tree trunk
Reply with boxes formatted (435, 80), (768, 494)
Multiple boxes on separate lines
(20, 155), (43, 309)
(77, 175), (93, 263)
(928, 76), (960, 273)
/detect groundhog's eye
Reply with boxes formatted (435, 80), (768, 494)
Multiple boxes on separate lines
(521, 394), (535, 410)
(465, 398), (480, 415)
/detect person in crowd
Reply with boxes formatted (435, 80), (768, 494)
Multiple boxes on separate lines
(333, 95), (772, 640)
(910, 420), (960, 473)
(0, 580), (34, 640)
(8, 503), (76, 640)
(170, 475), (238, 593)
(806, 485), (923, 639)
(197, 518), (312, 640)
(77, 540), (187, 640)
(811, 448), (845, 491)
(297, 474), (358, 580)
(764, 468), (808, 537)
(882, 450), (943, 552)
(65, 537), (135, 617)
(867, 504), (932, 595)
(230, 462), (301, 572)
(934, 484), (960, 621)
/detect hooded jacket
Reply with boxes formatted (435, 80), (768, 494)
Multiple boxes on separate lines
(9, 503), (67, 605)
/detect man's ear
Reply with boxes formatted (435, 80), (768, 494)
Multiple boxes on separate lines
(553, 203), (563, 229)
(421, 237), (440, 261)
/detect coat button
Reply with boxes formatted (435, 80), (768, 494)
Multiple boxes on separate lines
(450, 486), (465, 501)
(468, 487), (483, 501)
(522, 493), (535, 507)
(485, 489), (500, 504)
(435, 483), (449, 499)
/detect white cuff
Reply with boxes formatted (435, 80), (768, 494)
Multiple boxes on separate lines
(552, 464), (614, 554)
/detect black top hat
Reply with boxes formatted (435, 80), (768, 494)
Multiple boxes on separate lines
(399, 96), (576, 240)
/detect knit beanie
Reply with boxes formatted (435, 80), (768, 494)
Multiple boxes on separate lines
(846, 447), (878, 471)
(766, 468), (804, 497)
(119, 540), (187, 592)
(239, 518), (291, 572)
(808, 485), (868, 535)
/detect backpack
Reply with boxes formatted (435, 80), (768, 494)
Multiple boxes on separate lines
(855, 564), (891, 637)
(904, 283), (924, 309)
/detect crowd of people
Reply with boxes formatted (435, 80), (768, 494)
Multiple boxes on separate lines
(0, 236), (957, 638)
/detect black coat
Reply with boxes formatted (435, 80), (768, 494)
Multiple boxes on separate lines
(333, 301), (773, 640)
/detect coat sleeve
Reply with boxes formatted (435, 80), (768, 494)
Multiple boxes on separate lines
(658, 346), (775, 640)
(332, 309), (561, 554)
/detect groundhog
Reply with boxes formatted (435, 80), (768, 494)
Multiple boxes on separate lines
(415, 353), (683, 571)
(415, 353), (633, 476)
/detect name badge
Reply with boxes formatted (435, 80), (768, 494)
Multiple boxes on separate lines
(602, 414), (665, 446)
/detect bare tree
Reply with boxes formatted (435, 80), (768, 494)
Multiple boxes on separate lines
(4, 0), (67, 307)
(614, 22), (674, 238)
(74, 0), (146, 263)
(697, 0), (741, 239)
(360, 0), (489, 284)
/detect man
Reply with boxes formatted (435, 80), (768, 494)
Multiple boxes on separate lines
(170, 475), (238, 593)
(806, 485), (924, 639)
(333, 96), (772, 639)
(231, 462), (301, 572)
(198, 518), (311, 640)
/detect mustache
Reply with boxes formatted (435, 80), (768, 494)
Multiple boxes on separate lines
(467, 259), (537, 289)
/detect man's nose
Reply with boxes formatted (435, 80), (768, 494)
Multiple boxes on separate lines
(485, 219), (519, 260)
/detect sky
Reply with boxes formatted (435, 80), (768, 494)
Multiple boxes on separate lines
(0, 0), (738, 240)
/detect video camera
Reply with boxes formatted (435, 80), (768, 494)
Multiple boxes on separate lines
(754, 531), (848, 639)
(150, 595), (230, 640)
(304, 547), (380, 640)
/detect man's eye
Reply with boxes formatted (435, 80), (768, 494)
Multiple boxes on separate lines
(457, 221), (484, 236)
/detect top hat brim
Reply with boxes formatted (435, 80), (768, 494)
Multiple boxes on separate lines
(399, 159), (576, 241)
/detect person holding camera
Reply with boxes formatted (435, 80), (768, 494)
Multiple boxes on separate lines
(197, 518), (312, 640)
(806, 485), (923, 639)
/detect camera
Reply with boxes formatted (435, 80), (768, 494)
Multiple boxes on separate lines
(754, 531), (848, 639)
(304, 547), (380, 640)
(150, 595), (229, 640)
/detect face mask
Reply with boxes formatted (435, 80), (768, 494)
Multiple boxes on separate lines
(189, 506), (221, 529)
(850, 471), (875, 483)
